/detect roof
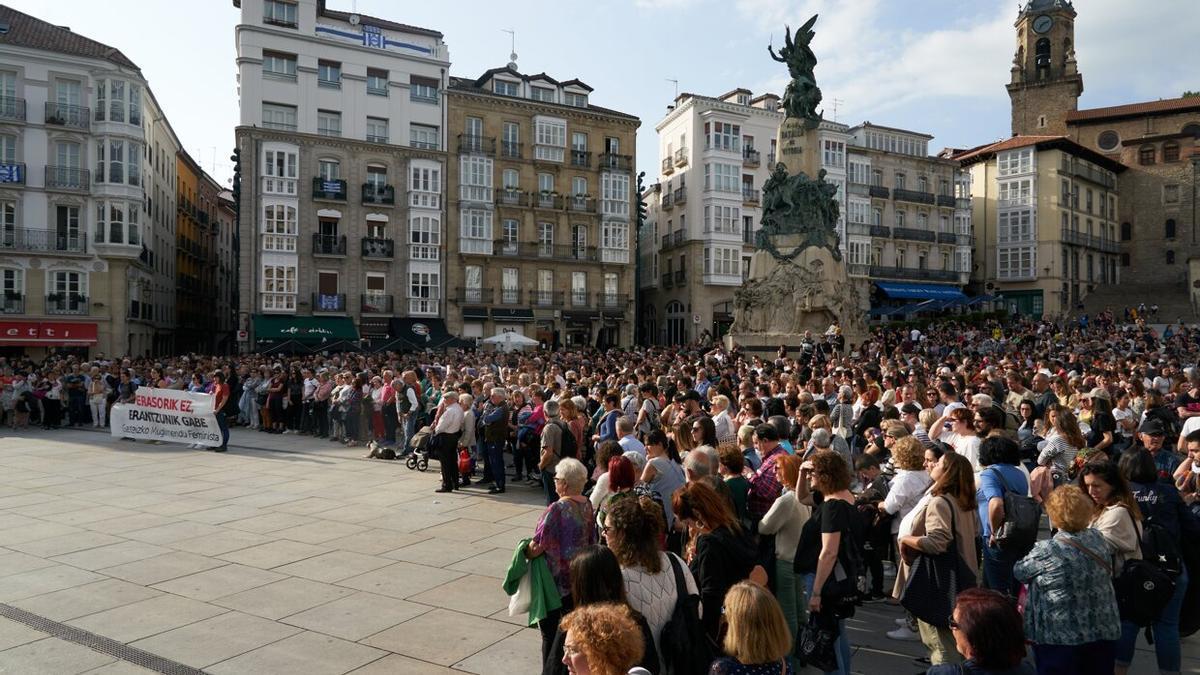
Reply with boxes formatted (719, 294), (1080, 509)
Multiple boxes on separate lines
(0, 4), (139, 71)
(315, 0), (442, 38)
(1066, 96), (1200, 124)
(1021, 0), (1075, 15)
(448, 74), (638, 122)
(849, 121), (934, 140)
(952, 135), (1126, 172)
(560, 79), (594, 92)
(717, 88), (752, 101)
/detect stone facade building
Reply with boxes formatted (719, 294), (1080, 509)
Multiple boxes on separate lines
(232, 0), (451, 350)
(176, 152), (238, 354)
(444, 66), (639, 348)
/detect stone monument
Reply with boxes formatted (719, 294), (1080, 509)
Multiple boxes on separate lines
(726, 15), (868, 353)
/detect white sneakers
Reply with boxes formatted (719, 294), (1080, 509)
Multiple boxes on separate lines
(886, 626), (921, 641)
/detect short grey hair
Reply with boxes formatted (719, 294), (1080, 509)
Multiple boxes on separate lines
(554, 457), (587, 491)
(684, 448), (714, 477)
(971, 393), (993, 408)
(623, 451), (647, 475)
(711, 394), (730, 412)
(811, 428), (832, 449)
(491, 387), (507, 398)
(543, 399), (560, 418)
(616, 416), (634, 434)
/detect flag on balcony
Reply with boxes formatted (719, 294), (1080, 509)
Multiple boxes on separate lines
(0, 164), (22, 183)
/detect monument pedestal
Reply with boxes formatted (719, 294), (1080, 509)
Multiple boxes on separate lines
(725, 234), (868, 355)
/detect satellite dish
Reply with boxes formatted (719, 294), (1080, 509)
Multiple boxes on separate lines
(349, 14), (360, 25)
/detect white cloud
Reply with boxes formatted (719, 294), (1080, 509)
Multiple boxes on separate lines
(633, 0), (699, 8)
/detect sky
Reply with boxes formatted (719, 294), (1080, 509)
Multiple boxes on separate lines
(7, 0), (1196, 186)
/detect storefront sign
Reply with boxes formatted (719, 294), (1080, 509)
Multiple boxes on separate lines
(0, 321), (98, 345)
(110, 386), (221, 447)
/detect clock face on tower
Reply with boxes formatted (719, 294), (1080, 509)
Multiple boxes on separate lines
(1033, 15), (1053, 34)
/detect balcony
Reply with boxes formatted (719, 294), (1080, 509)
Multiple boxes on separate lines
(568, 291), (591, 308)
(937, 231), (958, 245)
(553, 194), (586, 215)
(847, 182), (871, 197)
(661, 230), (686, 251)
(361, 237), (394, 259)
(361, 294), (393, 314)
(599, 153), (633, 171)
(674, 148), (688, 167)
(846, 223), (872, 237)
(999, 196), (1036, 209)
(662, 157), (674, 175)
(0, 97), (25, 122)
(460, 237), (494, 255)
(674, 269), (686, 284)
(529, 243), (600, 262)
(409, 298), (439, 316)
(868, 185), (889, 199)
(458, 134), (495, 156)
(0, 229), (85, 254)
(661, 273), (673, 288)
(46, 294), (88, 315)
(455, 288), (494, 304)
(570, 150), (591, 168)
(869, 225), (892, 238)
(496, 189), (526, 206)
(44, 102), (88, 129)
(312, 293), (346, 313)
(312, 233), (346, 256)
(893, 188), (935, 205)
(533, 193), (563, 210)
(1, 293), (24, 314)
(312, 177), (347, 201)
(44, 166), (88, 191)
(499, 288), (522, 305)
(673, 186), (687, 205)
(597, 293), (628, 310)
(531, 290), (563, 307)
(459, 186), (494, 204)
(661, 192), (674, 210)
(501, 141), (522, 159)
(936, 194), (956, 208)
(742, 187), (760, 206)
(361, 183), (395, 205)
(955, 197), (971, 210)
(956, 234), (975, 247)
(743, 149), (761, 167)
(893, 227), (937, 243)
(869, 265), (961, 282)
(1062, 160), (1115, 189)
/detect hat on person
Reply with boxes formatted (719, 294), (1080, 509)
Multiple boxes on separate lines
(1082, 387), (1111, 402)
(1139, 418), (1166, 436)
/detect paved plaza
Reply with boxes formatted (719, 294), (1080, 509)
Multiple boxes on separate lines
(0, 427), (1192, 674)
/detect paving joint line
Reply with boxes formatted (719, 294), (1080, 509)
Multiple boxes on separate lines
(0, 601), (210, 674)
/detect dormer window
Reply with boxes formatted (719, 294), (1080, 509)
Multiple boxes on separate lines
(530, 86), (556, 103)
(564, 92), (588, 108)
(494, 80), (519, 97)
(736, 93), (750, 105)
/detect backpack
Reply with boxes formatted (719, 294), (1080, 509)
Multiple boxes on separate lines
(660, 553), (714, 675)
(555, 420), (578, 459)
(988, 467), (1041, 557)
(1115, 510), (1180, 627)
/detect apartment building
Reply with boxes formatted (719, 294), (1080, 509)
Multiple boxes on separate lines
(956, 136), (1122, 317)
(844, 123), (973, 313)
(0, 5), (182, 357)
(176, 152), (238, 354)
(444, 65), (640, 348)
(232, 0), (451, 350)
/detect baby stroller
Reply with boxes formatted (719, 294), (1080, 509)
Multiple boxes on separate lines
(405, 425), (434, 471)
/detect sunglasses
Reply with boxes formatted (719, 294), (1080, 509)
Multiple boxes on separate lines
(948, 617), (960, 631)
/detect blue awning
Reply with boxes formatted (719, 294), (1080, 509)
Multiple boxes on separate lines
(875, 282), (967, 301)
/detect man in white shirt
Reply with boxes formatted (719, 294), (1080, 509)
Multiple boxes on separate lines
(616, 417), (646, 457)
(434, 392), (464, 494)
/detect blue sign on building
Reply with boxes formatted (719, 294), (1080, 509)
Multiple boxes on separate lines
(0, 164), (23, 184)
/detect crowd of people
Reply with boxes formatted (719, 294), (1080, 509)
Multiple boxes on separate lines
(3, 311), (1200, 674)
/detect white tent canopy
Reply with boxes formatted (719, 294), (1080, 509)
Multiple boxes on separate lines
(481, 331), (540, 351)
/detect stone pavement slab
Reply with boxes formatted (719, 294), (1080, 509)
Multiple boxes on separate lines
(280, 591), (431, 642)
(205, 630), (386, 675)
(0, 616), (46, 651)
(215, 539), (329, 569)
(11, 578), (162, 622)
(336, 561), (465, 600)
(98, 551), (226, 585)
(150, 563), (285, 601)
(213, 576), (356, 620)
(0, 637), (117, 674)
(128, 610), (300, 668)
(360, 608), (519, 667)
(452, 627), (542, 675)
(66, 594), (227, 643)
(271, 549), (395, 583)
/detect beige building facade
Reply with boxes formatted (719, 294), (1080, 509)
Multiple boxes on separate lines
(444, 67), (639, 348)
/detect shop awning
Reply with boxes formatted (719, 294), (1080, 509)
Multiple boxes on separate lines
(462, 307), (489, 320)
(386, 318), (472, 351)
(875, 282), (967, 301)
(252, 315), (359, 343)
(0, 320), (97, 345)
(491, 308), (535, 322)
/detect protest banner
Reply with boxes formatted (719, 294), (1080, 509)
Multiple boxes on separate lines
(109, 387), (222, 447)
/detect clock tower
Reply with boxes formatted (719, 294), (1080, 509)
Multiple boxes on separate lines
(1006, 0), (1083, 137)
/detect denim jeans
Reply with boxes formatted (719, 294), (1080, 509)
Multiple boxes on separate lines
(982, 539), (1019, 598)
(485, 440), (506, 490)
(215, 411), (229, 449)
(1116, 563), (1187, 673)
(542, 470), (560, 506)
(400, 413), (418, 454)
(801, 572), (852, 675)
(776, 559), (804, 670)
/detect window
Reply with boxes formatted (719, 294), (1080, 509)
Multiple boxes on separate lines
(704, 121), (740, 152)
(262, 103), (297, 131)
(570, 271), (587, 306)
(848, 161), (870, 185)
(317, 110), (341, 137)
(704, 205), (739, 234)
(1, 268), (22, 302)
(261, 264), (296, 311)
(997, 148), (1033, 176)
(703, 246), (740, 276)
(49, 270), (86, 303)
(847, 201), (870, 224)
(822, 140), (845, 169)
(572, 224), (587, 253)
(894, 172), (906, 190)
(1164, 185), (1180, 204)
(601, 172), (629, 217)
(0, 201), (13, 245)
(261, 203), (297, 252)
(463, 266), (483, 303)
(917, 213), (928, 229)
(0, 134), (15, 164)
(367, 68), (388, 96)
(1167, 250), (1176, 265)
(1166, 219), (1177, 239)
(318, 61), (341, 88)
(1139, 145), (1156, 165)
(571, 132), (587, 152)
(410, 164), (441, 208)
(95, 139), (140, 186)
(493, 80), (519, 97)
(1118, 221), (1131, 241)
(366, 117), (388, 143)
(501, 219), (518, 254)
(263, 0), (297, 27)
(571, 176), (587, 197)
(704, 163), (739, 192)
(1163, 142), (1180, 163)
(997, 246), (1036, 279)
(409, 215), (440, 260)
(601, 221), (629, 261)
(262, 147), (297, 195)
(502, 169), (519, 190)
(895, 210), (906, 228)
(410, 124), (439, 150)
(262, 52), (297, 79)
(459, 209), (493, 253)
(998, 209), (1034, 244)
(1097, 130), (1119, 151)
(108, 80), (125, 123)
(534, 117), (566, 162)
(366, 165), (387, 191)
(459, 156), (493, 202)
(998, 179), (1032, 206)
(318, 158), (340, 181)
(564, 92), (588, 108)
(530, 86), (555, 103)
(538, 222), (554, 254)
(410, 76), (438, 103)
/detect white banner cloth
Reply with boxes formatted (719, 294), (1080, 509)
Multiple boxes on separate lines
(109, 387), (221, 447)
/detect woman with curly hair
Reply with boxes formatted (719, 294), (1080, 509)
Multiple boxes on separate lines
(559, 603), (652, 675)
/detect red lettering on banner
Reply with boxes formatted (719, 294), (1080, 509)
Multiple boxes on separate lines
(0, 321), (97, 344)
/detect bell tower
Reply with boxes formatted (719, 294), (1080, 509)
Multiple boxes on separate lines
(1006, 0), (1083, 137)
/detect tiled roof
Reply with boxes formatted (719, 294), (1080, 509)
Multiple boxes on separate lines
(1066, 97), (1200, 123)
(952, 135), (1062, 162)
(0, 4), (139, 71)
(447, 75), (638, 122)
(952, 134), (1126, 172)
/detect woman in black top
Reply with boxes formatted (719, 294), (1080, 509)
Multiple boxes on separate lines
(794, 450), (862, 675)
(1083, 389), (1115, 457)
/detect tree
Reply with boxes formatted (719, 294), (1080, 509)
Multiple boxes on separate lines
(1183, 91), (1200, 98)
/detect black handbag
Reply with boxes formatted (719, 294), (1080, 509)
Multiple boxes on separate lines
(797, 613), (839, 672)
(660, 553), (712, 675)
(900, 496), (977, 629)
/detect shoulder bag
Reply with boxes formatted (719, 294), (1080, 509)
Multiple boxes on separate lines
(659, 553), (713, 675)
(900, 496), (978, 629)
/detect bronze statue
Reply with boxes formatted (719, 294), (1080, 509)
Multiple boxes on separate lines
(768, 14), (823, 127)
